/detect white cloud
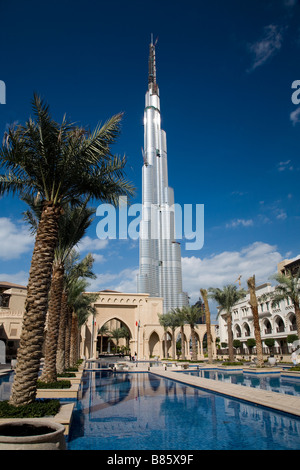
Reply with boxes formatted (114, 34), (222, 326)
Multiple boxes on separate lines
(277, 159), (294, 171)
(0, 218), (34, 260)
(182, 241), (283, 306)
(283, 0), (298, 7)
(276, 210), (287, 220)
(226, 219), (253, 228)
(290, 107), (300, 126)
(76, 236), (109, 252)
(92, 253), (105, 264)
(86, 267), (139, 293)
(0, 270), (29, 287)
(248, 24), (284, 71)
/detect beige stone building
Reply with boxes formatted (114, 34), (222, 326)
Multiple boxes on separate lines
(0, 282), (26, 363)
(0, 282), (217, 363)
(80, 290), (217, 361)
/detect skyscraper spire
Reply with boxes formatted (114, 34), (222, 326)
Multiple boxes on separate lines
(148, 34), (158, 94)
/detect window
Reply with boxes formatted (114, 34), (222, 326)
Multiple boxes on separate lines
(0, 294), (10, 308)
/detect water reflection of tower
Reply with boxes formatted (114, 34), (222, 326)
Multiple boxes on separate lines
(137, 37), (189, 313)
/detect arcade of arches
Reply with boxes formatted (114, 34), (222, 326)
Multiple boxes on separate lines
(80, 291), (217, 360)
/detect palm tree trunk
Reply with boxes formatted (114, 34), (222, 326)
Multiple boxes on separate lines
(191, 326), (197, 361)
(39, 262), (64, 383)
(64, 307), (72, 370)
(294, 301), (300, 340)
(171, 327), (176, 359)
(164, 329), (168, 358)
(9, 202), (61, 406)
(200, 289), (213, 364)
(180, 326), (185, 360)
(247, 276), (264, 367)
(70, 313), (78, 367)
(56, 290), (68, 374)
(226, 312), (234, 362)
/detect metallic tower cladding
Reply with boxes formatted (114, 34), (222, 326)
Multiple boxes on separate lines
(137, 37), (189, 313)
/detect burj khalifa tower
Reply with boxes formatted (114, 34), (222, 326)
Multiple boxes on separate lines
(137, 37), (189, 313)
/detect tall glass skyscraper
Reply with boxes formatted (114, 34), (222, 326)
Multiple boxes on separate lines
(137, 37), (189, 313)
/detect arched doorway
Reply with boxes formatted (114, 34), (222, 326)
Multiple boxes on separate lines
(97, 317), (132, 355)
(263, 319), (272, 335)
(149, 331), (160, 357)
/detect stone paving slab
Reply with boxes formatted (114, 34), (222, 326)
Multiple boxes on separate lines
(151, 369), (300, 417)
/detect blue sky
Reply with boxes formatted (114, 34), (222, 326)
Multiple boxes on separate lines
(0, 0), (300, 316)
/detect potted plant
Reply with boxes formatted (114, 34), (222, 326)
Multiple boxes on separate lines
(0, 419), (66, 450)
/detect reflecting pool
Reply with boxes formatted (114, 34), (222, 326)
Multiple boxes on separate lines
(183, 369), (300, 396)
(67, 371), (300, 450)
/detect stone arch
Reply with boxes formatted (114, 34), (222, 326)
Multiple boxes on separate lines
(234, 324), (242, 339)
(176, 330), (188, 359)
(149, 331), (161, 357)
(274, 315), (285, 333)
(263, 318), (272, 335)
(97, 316), (133, 354)
(242, 322), (251, 338)
(188, 329), (201, 358)
(287, 312), (296, 333)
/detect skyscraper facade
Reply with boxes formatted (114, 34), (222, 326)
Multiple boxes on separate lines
(137, 38), (189, 314)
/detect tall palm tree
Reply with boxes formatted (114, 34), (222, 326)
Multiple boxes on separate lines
(158, 313), (170, 358)
(24, 198), (95, 383)
(271, 269), (300, 339)
(247, 275), (264, 367)
(167, 311), (180, 360)
(98, 324), (110, 354)
(120, 326), (131, 350)
(0, 95), (134, 406)
(57, 251), (95, 374)
(68, 281), (97, 368)
(209, 284), (247, 362)
(181, 305), (203, 361)
(172, 307), (187, 360)
(109, 328), (125, 350)
(200, 289), (213, 364)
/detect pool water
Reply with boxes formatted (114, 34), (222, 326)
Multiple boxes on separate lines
(184, 369), (300, 396)
(67, 371), (300, 450)
(0, 372), (14, 401)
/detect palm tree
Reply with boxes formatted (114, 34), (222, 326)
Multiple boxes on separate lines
(209, 284), (247, 362)
(158, 313), (170, 358)
(98, 324), (110, 354)
(109, 328), (125, 351)
(57, 251), (95, 374)
(120, 326), (131, 350)
(0, 95), (134, 406)
(24, 198), (95, 383)
(247, 275), (264, 367)
(181, 305), (203, 361)
(67, 281), (97, 368)
(172, 308), (187, 360)
(167, 311), (180, 360)
(200, 289), (213, 364)
(271, 269), (300, 339)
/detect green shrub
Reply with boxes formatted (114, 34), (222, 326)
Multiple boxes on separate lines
(290, 366), (300, 371)
(37, 380), (71, 389)
(222, 361), (244, 366)
(57, 372), (76, 378)
(0, 399), (61, 418)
